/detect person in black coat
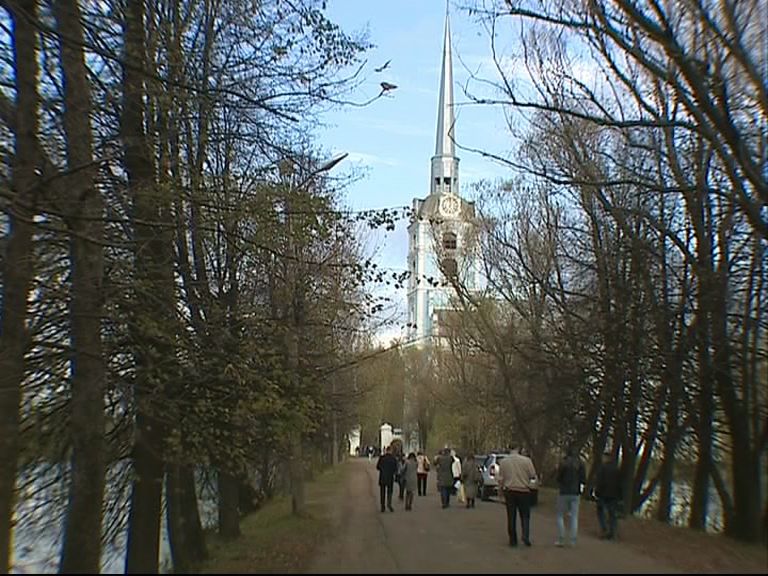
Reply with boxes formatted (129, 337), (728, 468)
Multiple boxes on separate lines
(594, 452), (623, 540)
(376, 445), (398, 512)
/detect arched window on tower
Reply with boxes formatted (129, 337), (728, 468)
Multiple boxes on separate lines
(443, 231), (457, 251)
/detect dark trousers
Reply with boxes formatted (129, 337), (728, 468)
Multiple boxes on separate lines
(379, 482), (394, 511)
(504, 490), (532, 545)
(597, 498), (619, 538)
(398, 479), (406, 500)
(440, 486), (452, 508)
(417, 473), (428, 495)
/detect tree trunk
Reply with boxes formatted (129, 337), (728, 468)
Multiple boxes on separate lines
(218, 471), (241, 539)
(690, 298), (714, 531)
(332, 407), (340, 466)
(125, 415), (165, 574)
(167, 465), (191, 573)
(418, 424), (428, 455)
(55, 0), (107, 571)
(284, 190), (306, 516)
(122, 0), (171, 572)
(656, 372), (682, 524)
(259, 442), (274, 499)
(167, 464), (206, 571)
(238, 477), (258, 516)
(0, 3), (39, 572)
(180, 466), (206, 562)
(688, 173), (715, 532)
(712, 289), (761, 541)
(289, 432), (306, 516)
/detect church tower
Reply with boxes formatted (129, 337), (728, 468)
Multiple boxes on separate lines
(406, 11), (478, 345)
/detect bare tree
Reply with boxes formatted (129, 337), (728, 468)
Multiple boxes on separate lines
(463, 0), (767, 541)
(54, 0), (107, 571)
(0, 2), (41, 572)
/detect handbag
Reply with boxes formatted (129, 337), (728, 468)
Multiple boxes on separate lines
(458, 482), (466, 503)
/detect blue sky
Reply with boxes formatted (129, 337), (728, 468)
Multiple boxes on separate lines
(320, 1), (517, 335)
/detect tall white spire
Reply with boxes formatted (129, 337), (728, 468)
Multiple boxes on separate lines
(430, 8), (459, 196)
(435, 11), (455, 158)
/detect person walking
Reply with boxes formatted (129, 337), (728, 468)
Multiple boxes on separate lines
(376, 445), (398, 512)
(555, 446), (586, 547)
(403, 452), (419, 510)
(497, 446), (538, 547)
(436, 448), (455, 508)
(451, 450), (462, 495)
(416, 451), (430, 496)
(461, 454), (481, 508)
(397, 453), (407, 501)
(595, 451), (623, 540)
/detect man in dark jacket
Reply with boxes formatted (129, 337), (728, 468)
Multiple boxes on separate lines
(435, 448), (455, 509)
(595, 451), (623, 540)
(376, 445), (398, 512)
(555, 446), (586, 546)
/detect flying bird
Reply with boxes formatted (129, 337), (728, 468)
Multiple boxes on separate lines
(374, 59), (391, 73)
(380, 81), (398, 92)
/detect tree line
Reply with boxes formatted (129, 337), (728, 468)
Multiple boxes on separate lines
(0, 0), (398, 572)
(423, 0), (765, 542)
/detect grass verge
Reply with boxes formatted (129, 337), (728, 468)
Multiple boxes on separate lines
(197, 464), (345, 574)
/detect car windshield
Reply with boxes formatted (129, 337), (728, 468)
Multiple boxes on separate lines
(484, 454), (509, 468)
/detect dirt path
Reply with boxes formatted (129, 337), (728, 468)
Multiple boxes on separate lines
(308, 459), (681, 574)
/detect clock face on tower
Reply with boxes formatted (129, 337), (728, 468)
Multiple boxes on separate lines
(439, 194), (461, 218)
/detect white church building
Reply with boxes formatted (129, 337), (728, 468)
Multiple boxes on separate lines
(407, 12), (479, 346)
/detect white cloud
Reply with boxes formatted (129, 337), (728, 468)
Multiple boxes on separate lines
(345, 151), (400, 167)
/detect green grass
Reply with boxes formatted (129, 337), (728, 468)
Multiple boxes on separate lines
(198, 464), (346, 574)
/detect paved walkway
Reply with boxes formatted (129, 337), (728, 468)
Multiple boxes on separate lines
(308, 459), (679, 574)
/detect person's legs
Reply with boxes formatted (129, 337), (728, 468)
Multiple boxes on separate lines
(405, 490), (414, 510)
(379, 485), (386, 512)
(517, 492), (532, 545)
(597, 498), (608, 536)
(386, 482), (394, 511)
(555, 495), (567, 545)
(417, 474), (425, 496)
(607, 498), (618, 539)
(568, 495), (580, 545)
(504, 491), (518, 546)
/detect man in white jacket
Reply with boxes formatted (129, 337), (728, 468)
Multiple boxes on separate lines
(497, 447), (538, 547)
